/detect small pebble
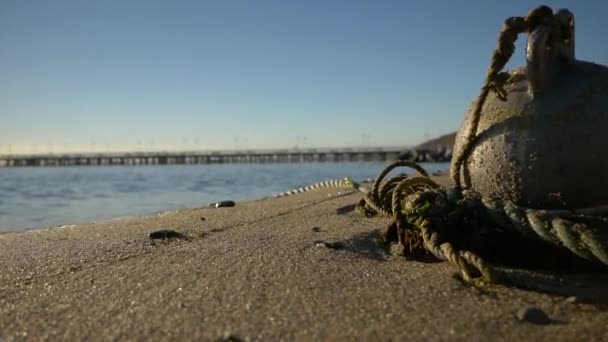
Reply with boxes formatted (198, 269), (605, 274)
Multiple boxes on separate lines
(516, 307), (553, 325)
(200, 217), (206, 221)
(311, 227), (321, 232)
(216, 333), (244, 342)
(210, 200), (236, 208)
(148, 229), (187, 240)
(389, 243), (406, 256)
(565, 296), (578, 304)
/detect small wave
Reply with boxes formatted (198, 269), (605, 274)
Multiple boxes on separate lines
(93, 193), (110, 198)
(114, 184), (144, 193)
(187, 179), (213, 192)
(47, 202), (69, 208)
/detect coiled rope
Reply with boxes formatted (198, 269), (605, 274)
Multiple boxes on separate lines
(360, 160), (608, 284)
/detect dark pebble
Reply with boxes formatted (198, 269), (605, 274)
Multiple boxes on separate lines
(210, 201), (236, 208)
(216, 334), (244, 342)
(335, 204), (356, 215)
(148, 229), (187, 240)
(200, 217), (206, 221)
(311, 227), (321, 232)
(516, 307), (553, 325)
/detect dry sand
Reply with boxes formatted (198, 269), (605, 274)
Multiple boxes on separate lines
(1, 175), (607, 341)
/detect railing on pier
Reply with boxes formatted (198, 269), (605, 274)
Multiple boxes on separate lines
(0, 147), (452, 167)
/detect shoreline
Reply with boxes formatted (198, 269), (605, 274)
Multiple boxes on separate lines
(1, 169), (451, 235)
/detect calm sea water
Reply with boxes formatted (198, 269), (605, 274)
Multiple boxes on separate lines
(0, 162), (449, 233)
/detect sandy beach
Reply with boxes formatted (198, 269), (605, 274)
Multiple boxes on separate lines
(1, 175), (607, 341)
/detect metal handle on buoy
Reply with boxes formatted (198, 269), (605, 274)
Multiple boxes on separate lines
(526, 9), (575, 97)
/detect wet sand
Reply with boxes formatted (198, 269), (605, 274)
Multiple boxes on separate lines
(1, 175), (607, 341)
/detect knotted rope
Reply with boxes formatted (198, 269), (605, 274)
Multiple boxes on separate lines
(360, 160), (608, 285)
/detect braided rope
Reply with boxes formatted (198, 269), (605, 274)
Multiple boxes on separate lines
(475, 195), (608, 265)
(362, 160), (430, 217)
(274, 177), (358, 198)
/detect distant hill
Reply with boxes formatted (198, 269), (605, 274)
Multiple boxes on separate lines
(396, 131), (457, 162)
(415, 132), (456, 151)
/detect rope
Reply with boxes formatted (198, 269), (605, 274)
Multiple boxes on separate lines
(363, 160), (430, 216)
(475, 195), (608, 265)
(274, 177), (358, 198)
(360, 159), (608, 285)
(360, 161), (503, 283)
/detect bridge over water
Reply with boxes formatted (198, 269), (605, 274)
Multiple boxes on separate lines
(0, 147), (451, 167)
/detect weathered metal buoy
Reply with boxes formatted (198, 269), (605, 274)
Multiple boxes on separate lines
(452, 6), (608, 210)
(359, 6), (608, 284)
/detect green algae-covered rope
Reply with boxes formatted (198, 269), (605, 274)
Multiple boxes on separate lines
(360, 161), (502, 283)
(362, 160), (608, 285)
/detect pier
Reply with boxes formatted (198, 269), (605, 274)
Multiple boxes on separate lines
(0, 147), (451, 167)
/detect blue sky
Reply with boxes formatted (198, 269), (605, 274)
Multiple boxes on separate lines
(1, 0), (606, 154)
